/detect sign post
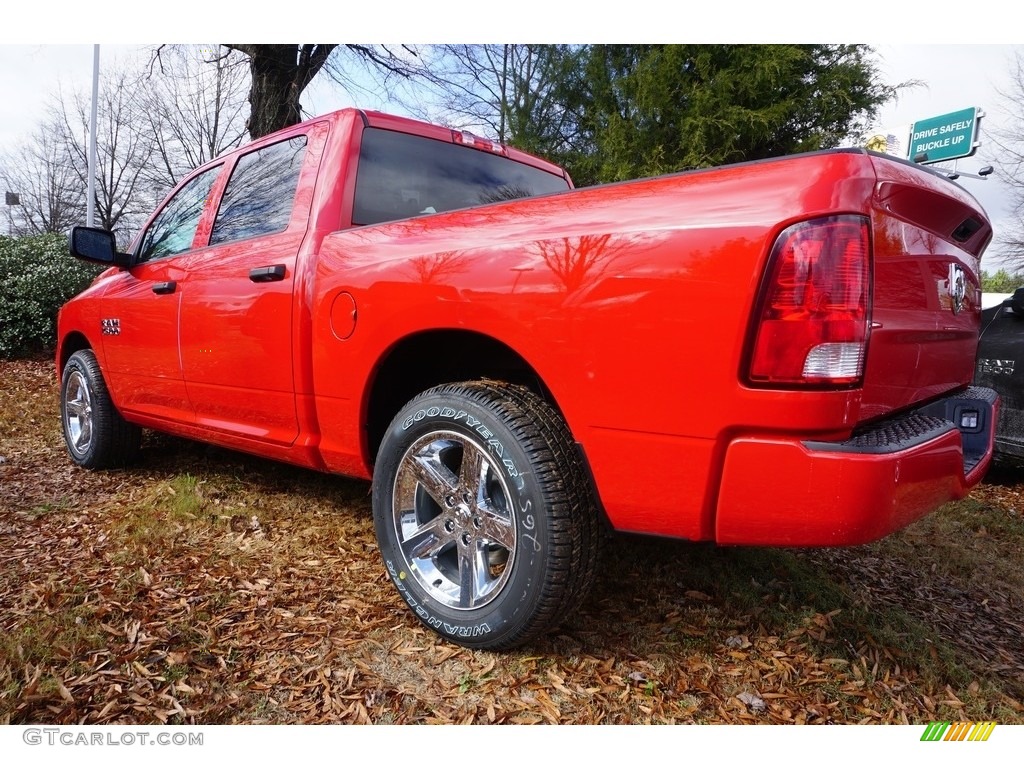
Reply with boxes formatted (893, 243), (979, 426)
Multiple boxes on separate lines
(908, 107), (981, 164)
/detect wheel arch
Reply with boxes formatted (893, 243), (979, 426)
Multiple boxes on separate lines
(364, 329), (566, 466)
(57, 331), (94, 378)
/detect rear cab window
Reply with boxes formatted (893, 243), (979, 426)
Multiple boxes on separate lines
(352, 127), (570, 226)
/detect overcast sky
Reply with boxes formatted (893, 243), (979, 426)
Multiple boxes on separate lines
(0, 8), (1021, 266)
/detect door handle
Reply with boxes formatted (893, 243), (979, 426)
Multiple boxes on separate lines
(249, 264), (287, 282)
(152, 281), (177, 294)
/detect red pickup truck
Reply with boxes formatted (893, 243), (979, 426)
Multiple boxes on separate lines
(58, 108), (997, 649)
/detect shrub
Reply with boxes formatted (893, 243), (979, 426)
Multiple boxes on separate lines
(0, 233), (105, 359)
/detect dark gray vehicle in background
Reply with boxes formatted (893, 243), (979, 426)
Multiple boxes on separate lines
(976, 288), (1024, 461)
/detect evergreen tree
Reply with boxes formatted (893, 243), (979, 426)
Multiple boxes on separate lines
(561, 45), (899, 186)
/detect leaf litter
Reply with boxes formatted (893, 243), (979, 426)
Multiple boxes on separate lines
(1, 359), (1022, 724)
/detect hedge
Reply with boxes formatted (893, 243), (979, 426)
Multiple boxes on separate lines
(0, 233), (105, 359)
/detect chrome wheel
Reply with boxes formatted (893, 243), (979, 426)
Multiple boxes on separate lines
(374, 381), (600, 648)
(63, 369), (93, 457)
(59, 349), (141, 469)
(391, 430), (516, 610)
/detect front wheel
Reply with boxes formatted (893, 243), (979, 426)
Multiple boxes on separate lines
(372, 381), (600, 649)
(61, 349), (141, 469)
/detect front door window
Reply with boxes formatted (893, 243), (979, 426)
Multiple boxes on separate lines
(137, 166), (221, 263)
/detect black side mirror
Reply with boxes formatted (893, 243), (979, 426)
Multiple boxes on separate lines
(69, 226), (130, 268)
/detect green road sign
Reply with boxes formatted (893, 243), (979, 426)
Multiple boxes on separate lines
(909, 107), (980, 164)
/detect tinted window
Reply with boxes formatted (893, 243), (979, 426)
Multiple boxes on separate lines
(137, 165), (220, 263)
(210, 136), (307, 245)
(352, 128), (570, 226)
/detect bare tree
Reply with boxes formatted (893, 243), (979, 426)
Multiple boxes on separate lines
(222, 44), (428, 138)
(142, 45), (249, 189)
(3, 47), (270, 243)
(407, 45), (583, 156)
(0, 118), (84, 236)
(991, 49), (1024, 270)
(52, 68), (157, 238)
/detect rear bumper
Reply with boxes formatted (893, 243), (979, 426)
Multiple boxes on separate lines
(715, 387), (998, 546)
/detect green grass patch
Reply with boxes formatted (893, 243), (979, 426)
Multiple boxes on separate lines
(1, 615), (97, 668)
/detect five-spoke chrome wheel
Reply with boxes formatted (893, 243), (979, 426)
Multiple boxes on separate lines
(391, 430), (516, 610)
(60, 349), (141, 469)
(373, 381), (601, 649)
(63, 368), (94, 458)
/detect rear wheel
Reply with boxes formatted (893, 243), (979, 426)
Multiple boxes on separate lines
(61, 349), (141, 469)
(372, 381), (600, 649)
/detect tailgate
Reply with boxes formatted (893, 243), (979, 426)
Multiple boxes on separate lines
(859, 155), (992, 422)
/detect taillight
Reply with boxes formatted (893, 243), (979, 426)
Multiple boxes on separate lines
(748, 215), (871, 387)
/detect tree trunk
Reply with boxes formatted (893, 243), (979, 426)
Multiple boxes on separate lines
(231, 45), (336, 139)
(246, 46), (301, 138)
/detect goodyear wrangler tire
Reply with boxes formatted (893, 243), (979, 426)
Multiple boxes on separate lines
(60, 349), (141, 469)
(372, 381), (600, 649)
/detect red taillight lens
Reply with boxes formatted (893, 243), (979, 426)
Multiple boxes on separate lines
(748, 215), (871, 386)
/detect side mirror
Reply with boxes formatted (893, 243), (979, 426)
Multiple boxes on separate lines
(69, 226), (131, 268)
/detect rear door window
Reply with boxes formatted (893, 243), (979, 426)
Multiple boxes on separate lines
(210, 135), (308, 245)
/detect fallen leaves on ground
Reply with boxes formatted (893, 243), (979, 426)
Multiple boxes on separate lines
(1, 359), (1021, 724)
